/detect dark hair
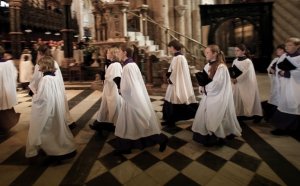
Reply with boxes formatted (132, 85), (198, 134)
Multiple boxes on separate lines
(37, 44), (52, 56)
(24, 55), (29, 61)
(236, 43), (250, 58)
(168, 40), (183, 51)
(276, 44), (286, 52)
(120, 44), (133, 58)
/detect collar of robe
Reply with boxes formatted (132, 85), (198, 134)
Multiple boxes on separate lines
(208, 60), (217, 65)
(123, 58), (134, 66)
(237, 56), (248, 61)
(0, 58), (7, 62)
(174, 51), (182, 56)
(43, 71), (55, 76)
(287, 50), (300, 57)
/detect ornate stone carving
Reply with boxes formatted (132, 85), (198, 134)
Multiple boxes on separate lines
(175, 5), (187, 17)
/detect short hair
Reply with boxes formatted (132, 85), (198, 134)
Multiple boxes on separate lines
(285, 37), (300, 46)
(108, 47), (120, 61)
(38, 56), (56, 73)
(168, 40), (183, 51)
(119, 44), (133, 58)
(24, 55), (29, 61)
(276, 44), (286, 52)
(37, 44), (52, 56)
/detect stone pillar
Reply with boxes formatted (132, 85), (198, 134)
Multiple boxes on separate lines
(139, 4), (148, 36)
(92, 10), (101, 41)
(61, 0), (75, 68)
(175, 0), (186, 44)
(150, 0), (169, 51)
(9, 0), (22, 58)
(106, 1), (129, 41)
(184, 0), (192, 48)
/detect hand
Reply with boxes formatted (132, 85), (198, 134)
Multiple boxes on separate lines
(269, 69), (275, 74)
(278, 70), (285, 77)
(231, 79), (237, 84)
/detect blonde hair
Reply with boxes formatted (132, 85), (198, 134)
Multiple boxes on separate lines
(108, 47), (120, 61)
(38, 56), (56, 73)
(285, 37), (300, 46)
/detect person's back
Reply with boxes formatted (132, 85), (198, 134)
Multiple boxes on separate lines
(114, 45), (168, 155)
(26, 56), (76, 163)
(0, 54), (18, 110)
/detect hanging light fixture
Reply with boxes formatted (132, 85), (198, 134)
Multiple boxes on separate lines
(24, 29), (32, 33)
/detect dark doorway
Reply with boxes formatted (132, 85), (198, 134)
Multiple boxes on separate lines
(200, 2), (273, 72)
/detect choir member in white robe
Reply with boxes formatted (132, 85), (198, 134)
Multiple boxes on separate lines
(231, 44), (263, 122)
(162, 40), (198, 127)
(271, 37), (300, 136)
(114, 45), (168, 154)
(262, 44), (286, 121)
(19, 50), (34, 90)
(28, 45), (76, 129)
(192, 45), (242, 147)
(90, 47), (123, 132)
(26, 56), (76, 162)
(0, 52), (20, 133)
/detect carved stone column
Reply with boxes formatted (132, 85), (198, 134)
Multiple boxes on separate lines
(150, 0), (169, 51)
(175, 2), (187, 44)
(61, 0), (75, 68)
(139, 4), (148, 36)
(184, 0), (192, 48)
(9, 0), (22, 57)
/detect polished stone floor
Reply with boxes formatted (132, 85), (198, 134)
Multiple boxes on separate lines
(0, 73), (299, 186)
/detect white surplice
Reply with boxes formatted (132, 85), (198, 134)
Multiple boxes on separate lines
(114, 63), (161, 140)
(164, 55), (197, 104)
(29, 61), (74, 125)
(96, 62), (123, 123)
(0, 60), (18, 110)
(232, 58), (263, 116)
(192, 63), (242, 137)
(276, 54), (300, 115)
(267, 57), (281, 106)
(19, 54), (34, 83)
(26, 75), (76, 157)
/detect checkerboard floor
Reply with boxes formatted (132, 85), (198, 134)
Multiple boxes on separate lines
(0, 75), (299, 186)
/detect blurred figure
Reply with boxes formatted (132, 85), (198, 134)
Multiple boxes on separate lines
(19, 49), (34, 90)
(230, 44), (263, 123)
(0, 51), (20, 134)
(262, 44), (286, 121)
(162, 40), (198, 128)
(29, 44), (76, 129)
(90, 47), (123, 133)
(114, 44), (168, 155)
(192, 45), (241, 147)
(26, 56), (76, 164)
(270, 37), (300, 136)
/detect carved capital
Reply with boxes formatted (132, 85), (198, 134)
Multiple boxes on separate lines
(9, 0), (22, 7)
(61, 0), (73, 6)
(175, 5), (187, 17)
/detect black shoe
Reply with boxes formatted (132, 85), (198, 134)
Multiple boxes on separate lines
(161, 121), (168, 126)
(113, 149), (132, 155)
(226, 134), (236, 140)
(216, 138), (226, 146)
(89, 122), (103, 132)
(271, 129), (287, 136)
(253, 116), (263, 123)
(159, 137), (168, 152)
(68, 122), (77, 130)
